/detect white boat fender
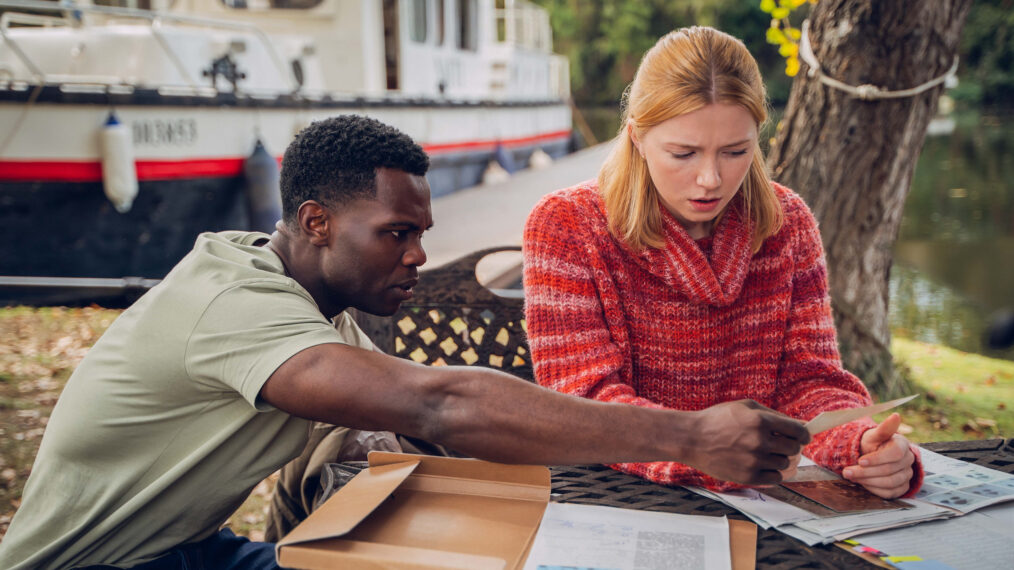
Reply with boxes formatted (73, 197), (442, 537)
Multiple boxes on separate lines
(482, 160), (510, 185)
(242, 139), (282, 234)
(528, 148), (553, 170)
(493, 143), (517, 174)
(99, 111), (138, 213)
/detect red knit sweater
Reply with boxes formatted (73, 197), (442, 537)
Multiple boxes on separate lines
(522, 180), (923, 494)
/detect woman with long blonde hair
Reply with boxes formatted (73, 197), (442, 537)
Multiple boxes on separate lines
(523, 26), (921, 498)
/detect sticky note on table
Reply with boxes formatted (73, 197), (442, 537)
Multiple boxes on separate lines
(890, 561), (956, 569)
(805, 394), (919, 435)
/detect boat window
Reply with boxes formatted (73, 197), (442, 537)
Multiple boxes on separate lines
(383, 0), (399, 90)
(218, 0), (324, 10)
(409, 0), (428, 43)
(492, 0), (552, 52)
(435, 0), (444, 46)
(456, 0), (477, 51)
(495, 0), (506, 42)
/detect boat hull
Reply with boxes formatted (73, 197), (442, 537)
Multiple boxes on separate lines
(0, 95), (571, 288)
(1, 177), (247, 279)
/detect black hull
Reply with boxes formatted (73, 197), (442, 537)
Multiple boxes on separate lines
(1, 177), (248, 280)
(0, 138), (570, 305)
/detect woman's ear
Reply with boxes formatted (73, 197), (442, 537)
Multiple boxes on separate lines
(627, 121), (644, 158)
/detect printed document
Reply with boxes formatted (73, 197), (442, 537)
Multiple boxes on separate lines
(523, 502), (731, 570)
(915, 447), (1014, 513)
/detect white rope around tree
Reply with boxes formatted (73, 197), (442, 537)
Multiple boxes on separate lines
(799, 19), (959, 101)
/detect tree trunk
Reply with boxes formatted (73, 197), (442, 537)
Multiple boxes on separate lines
(767, 0), (971, 398)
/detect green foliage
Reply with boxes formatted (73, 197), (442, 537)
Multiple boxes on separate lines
(956, 0), (1014, 106)
(753, 0), (1012, 108)
(532, 0), (793, 107)
(759, 0), (815, 77)
(533, 0), (1009, 110)
(533, 0), (687, 106)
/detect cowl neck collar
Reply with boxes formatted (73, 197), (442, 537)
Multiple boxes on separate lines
(603, 194), (754, 307)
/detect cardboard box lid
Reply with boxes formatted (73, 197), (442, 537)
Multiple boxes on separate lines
(729, 519), (757, 570)
(278, 459), (421, 549)
(276, 452), (551, 570)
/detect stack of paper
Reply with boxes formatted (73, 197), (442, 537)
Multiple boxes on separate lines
(910, 448), (1014, 513)
(523, 502), (746, 570)
(850, 501), (1014, 569)
(688, 447), (1014, 547)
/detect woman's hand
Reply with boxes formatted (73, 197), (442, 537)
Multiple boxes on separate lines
(780, 453), (801, 481)
(842, 413), (915, 498)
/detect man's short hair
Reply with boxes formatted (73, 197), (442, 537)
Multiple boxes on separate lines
(279, 115), (430, 225)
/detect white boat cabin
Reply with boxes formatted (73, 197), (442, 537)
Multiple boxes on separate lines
(0, 0), (569, 103)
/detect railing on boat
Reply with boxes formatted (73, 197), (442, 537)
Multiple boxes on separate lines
(0, 0), (298, 92)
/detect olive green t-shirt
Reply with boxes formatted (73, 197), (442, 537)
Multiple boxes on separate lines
(0, 231), (375, 569)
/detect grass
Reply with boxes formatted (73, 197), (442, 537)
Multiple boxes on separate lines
(0, 307), (121, 538)
(0, 306), (1011, 543)
(890, 337), (1013, 441)
(0, 306), (273, 540)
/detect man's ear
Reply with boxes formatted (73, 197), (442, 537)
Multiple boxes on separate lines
(296, 200), (331, 247)
(627, 121), (644, 158)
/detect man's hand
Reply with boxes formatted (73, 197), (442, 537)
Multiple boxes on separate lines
(690, 400), (810, 486)
(842, 413), (915, 498)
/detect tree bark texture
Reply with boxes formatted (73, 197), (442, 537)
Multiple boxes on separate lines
(767, 0), (971, 398)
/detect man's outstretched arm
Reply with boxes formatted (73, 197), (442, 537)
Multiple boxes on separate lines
(260, 343), (810, 486)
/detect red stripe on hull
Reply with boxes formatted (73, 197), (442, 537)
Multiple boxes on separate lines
(0, 158), (246, 182)
(137, 159), (246, 180)
(421, 129), (572, 154)
(0, 129), (572, 182)
(0, 161), (102, 182)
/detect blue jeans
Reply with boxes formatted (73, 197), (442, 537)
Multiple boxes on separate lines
(83, 528), (283, 570)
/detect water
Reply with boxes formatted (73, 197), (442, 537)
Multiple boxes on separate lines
(577, 107), (1014, 361)
(891, 112), (1014, 361)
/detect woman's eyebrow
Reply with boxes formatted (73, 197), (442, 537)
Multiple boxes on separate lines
(664, 138), (754, 150)
(721, 138), (754, 148)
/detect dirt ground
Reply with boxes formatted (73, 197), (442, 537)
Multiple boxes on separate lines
(0, 306), (273, 541)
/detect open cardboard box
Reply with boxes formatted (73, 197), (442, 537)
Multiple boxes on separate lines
(276, 452), (757, 570)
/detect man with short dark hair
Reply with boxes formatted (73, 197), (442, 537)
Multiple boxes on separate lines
(0, 115), (810, 570)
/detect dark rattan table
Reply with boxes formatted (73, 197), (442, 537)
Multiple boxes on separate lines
(549, 439), (1014, 569)
(318, 442), (1011, 568)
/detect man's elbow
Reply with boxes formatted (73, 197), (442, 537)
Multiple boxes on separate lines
(402, 368), (475, 444)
